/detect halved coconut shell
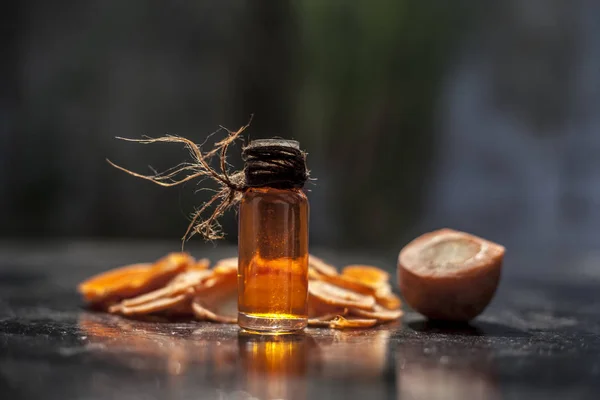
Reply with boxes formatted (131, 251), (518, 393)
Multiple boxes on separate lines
(398, 228), (504, 321)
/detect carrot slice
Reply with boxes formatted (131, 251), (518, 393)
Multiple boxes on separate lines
(308, 280), (376, 310)
(349, 305), (403, 322)
(112, 270), (211, 310)
(307, 319), (335, 327)
(319, 273), (377, 296)
(109, 260), (237, 317)
(116, 294), (189, 316)
(374, 284), (402, 310)
(342, 265), (390, 287)
(309, 255), (338, 277)
(212, 257), (238, 273)
(194, 260), (237, 300)
(78, 252), (193, 306)
(78, 263), (151, 303)
(310, 315), (378, 329)
(330, 316), (378, 329)
(310, 309), (348, 322)
(187, 258), (210, 271)
(191, 298), (237, 324)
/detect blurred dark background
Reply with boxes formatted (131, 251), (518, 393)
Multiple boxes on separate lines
(2, 0), (600, 263)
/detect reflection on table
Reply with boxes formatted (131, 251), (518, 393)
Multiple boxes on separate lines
(78, 314), (396, 399)
(396, 340), (500, 400)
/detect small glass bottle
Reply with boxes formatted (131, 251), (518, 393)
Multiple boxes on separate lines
(237, 139), (309, 333)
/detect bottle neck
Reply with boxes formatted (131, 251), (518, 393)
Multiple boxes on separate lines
(245, 186), (304, 195)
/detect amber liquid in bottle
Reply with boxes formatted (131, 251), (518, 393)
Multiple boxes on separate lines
(238, 187), (309, 333)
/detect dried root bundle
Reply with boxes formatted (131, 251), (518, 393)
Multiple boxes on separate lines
(107, 121), (251, 243)
(107, 118), (310, 246)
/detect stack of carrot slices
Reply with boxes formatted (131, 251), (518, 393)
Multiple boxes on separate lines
(79, 254), (238, 323)
(307, 255), (402, 328)
(78, 254), (402, 329)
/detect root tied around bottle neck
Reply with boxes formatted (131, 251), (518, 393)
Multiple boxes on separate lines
(107, 120), (310, 244)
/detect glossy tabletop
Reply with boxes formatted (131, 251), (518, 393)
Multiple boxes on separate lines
(1, 241), (599, 399)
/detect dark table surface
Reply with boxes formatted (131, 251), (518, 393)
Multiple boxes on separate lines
(1, 240), (599, 400)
